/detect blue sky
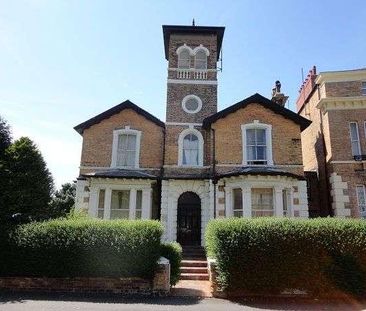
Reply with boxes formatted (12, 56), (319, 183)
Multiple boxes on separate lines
(1, 0), (365, 188)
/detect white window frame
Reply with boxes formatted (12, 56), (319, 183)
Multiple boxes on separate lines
(241, 121), (273, 166)
(176, 44), (192, 69)
(349, 122), (361, 157)
(232, 188), (243, 217)
(178, 128), (204, 167)
(193, 45), (209, 70)
(251, 188), (275, 217)
(356, 185), (366, 218)
(182, 94), (202, 114)
(111, 127), (141, 168)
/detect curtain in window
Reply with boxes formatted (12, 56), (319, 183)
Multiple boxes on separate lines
(251, 188), (274, 217)
(110, 190), (130, 219)
(356, 186), (366, 218)
(195, 50), (207, 69)
(233, 188), (243, 217)
(178, 49), (190, 69)
(350, 123), (361, 156)
(246, 128), (267, 163)
(183, 134), (199, 165)
(117, 134), (136, 167)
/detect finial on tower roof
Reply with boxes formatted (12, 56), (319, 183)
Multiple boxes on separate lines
(192, 18), (195, 26)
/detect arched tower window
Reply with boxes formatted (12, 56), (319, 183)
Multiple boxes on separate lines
(195, 50), (207, 69)
(178, 48), (191, 69)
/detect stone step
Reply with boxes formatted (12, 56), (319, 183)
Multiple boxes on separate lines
(180, 273), (209, 281)
(181, 260), (207, 267)
(180, 266), (208, 274)
(182, 256), (207, 261)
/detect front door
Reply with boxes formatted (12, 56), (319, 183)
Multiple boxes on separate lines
(177, 192), (201, 246)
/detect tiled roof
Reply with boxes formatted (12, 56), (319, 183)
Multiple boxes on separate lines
(217, 166), (305, 180)
(74, 100), (165, 135)
(162, 25), (225, 61)
(82, 169), (160, 179)
(202, 93), (311, 131)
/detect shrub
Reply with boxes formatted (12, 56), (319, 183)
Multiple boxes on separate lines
(205, 217), (366, 297)
(1, 218), (163, 279)
(160, 242), (182, 285)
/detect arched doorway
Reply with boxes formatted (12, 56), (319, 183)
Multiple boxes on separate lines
(177, 192), (201, 246)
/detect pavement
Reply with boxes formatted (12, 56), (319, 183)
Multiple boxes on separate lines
(1, 293), (366, 311)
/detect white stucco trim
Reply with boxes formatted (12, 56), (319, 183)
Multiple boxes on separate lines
(193, 44), (210, 56)
(241, 121), (273, 166)
(165, 122), (202, 127)
(223, 175), (308, 218)
(177, 128), (204, 167)
(167, 79), (218, 85)
(160, 179), (210, 246)
(88, 178), (154, 220)
(329, 172), (351, 217)
(176, 44), (193, 56)
(111, 127), (141, 169)
(181, 94), (203, 114)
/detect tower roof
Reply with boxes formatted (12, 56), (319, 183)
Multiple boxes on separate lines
(162, 25), (225, 60)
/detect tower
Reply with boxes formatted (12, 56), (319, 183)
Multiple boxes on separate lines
(162, 24), (225, 170)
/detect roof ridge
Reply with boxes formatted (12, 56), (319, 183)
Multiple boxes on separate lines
(74, 100), (165, 134)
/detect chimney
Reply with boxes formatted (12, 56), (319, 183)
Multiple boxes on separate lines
(271, 80), (288, 107)
(296, 66), (317, 112)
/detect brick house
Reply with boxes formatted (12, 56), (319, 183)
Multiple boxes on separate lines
(297, 67), (366, 218)
(74, 24), (311, 246)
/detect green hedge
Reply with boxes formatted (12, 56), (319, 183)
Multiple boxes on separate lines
(160, 242), (182, 285)
(205, 218), (366, 296)
(1, 218), (163, 279)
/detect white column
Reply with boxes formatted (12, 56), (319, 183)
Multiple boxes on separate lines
(141, 188), (152, 219)
(88, 187), (98, 217)
(104, 188), (112, 219)
(129, 188), (137, 220)
(274, 186), (284, 217)
(242, 186), (252, 218)
(224, 186), (233, 217)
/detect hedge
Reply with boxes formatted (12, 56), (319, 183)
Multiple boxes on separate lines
(0, 218), (163, 279)
(205, 217), (366, 297)
(160, 242), (182, 285)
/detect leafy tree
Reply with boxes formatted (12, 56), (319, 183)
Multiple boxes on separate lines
(0, 116), (12, 222)
(50, 182), (76, 218)
(0, 116), (11, 156)
(3, 137), (54, 221)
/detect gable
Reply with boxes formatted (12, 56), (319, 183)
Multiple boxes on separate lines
(202, 93), (311, 131)
(74, 100), (165, 135)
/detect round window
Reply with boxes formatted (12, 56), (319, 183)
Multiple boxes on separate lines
(182, 95), (202, 114)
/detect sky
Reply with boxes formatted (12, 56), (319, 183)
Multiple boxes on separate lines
(1, 0), (365, 189)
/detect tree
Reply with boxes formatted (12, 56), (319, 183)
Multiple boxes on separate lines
(50, 182), (76, 218)
(0, 116), (11, 156)
(0, 116), (12, 222)
(3, 137), (54, 221)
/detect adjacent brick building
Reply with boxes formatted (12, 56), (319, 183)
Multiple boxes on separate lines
(297, 67), (366, 218)
(74, 24), (311, 246)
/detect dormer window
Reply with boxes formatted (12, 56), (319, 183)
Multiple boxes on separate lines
(241, 122), (273, 166)
(111, 127), (141, 168)
(194, 50), (207, 69)
(178, 48), (190, 69)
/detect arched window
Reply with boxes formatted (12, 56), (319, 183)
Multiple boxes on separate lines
(178, 128), (204, 166)
(178, 49), (191, 69)
(195, 50), (207, 69)
(183, 134), (199, 165)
